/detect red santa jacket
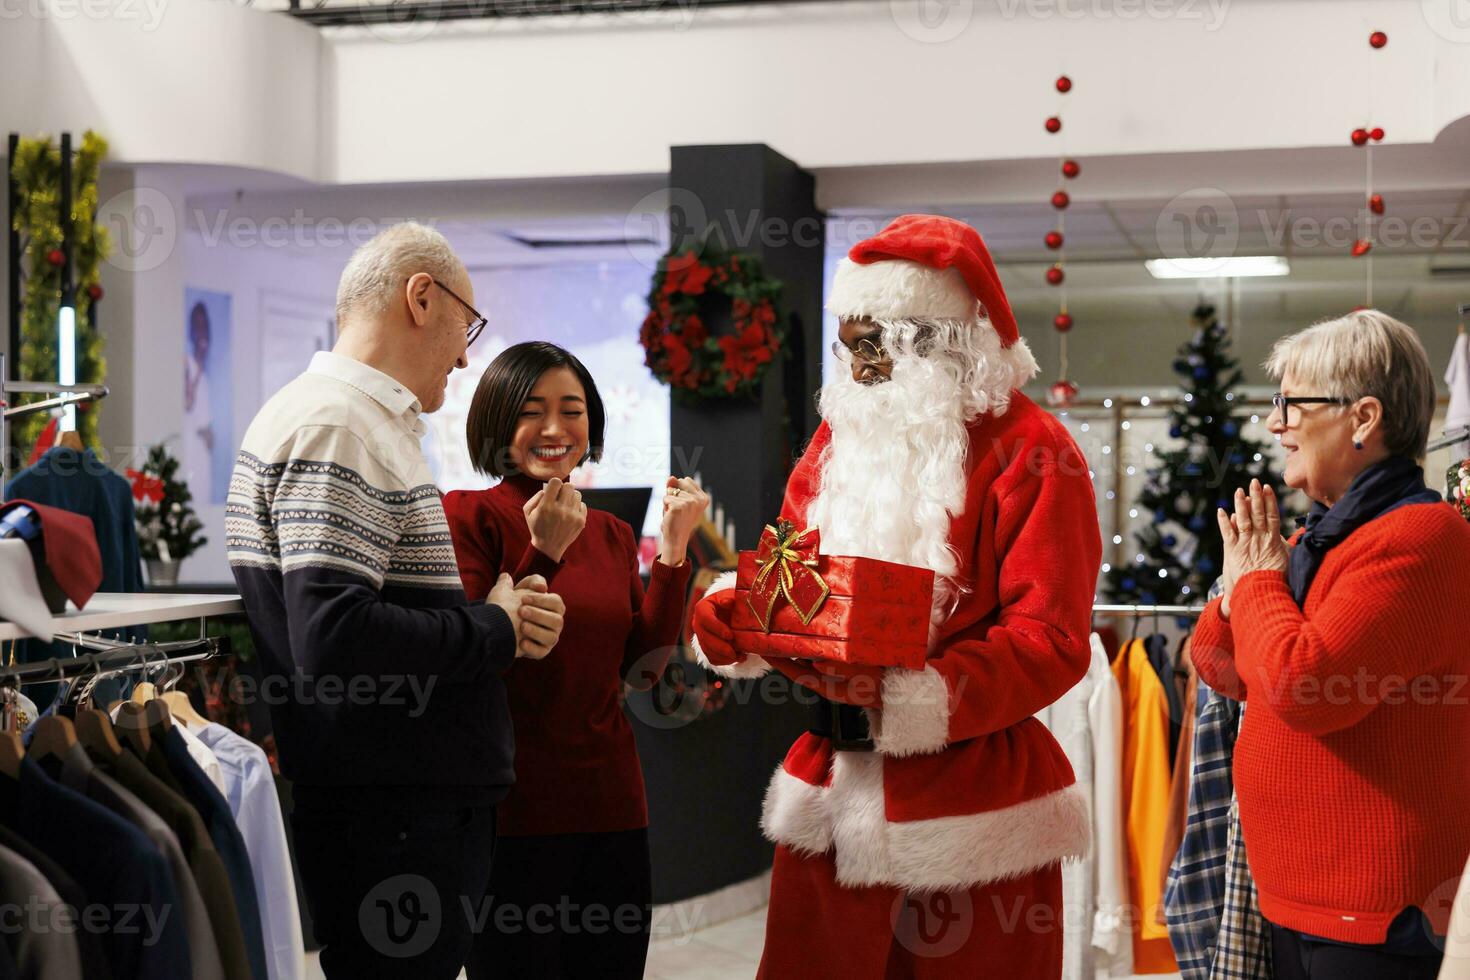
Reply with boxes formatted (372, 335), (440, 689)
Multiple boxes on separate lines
(696, 392), (1103, 891)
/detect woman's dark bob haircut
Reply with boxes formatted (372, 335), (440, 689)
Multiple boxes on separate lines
(466, 341), (606, 478)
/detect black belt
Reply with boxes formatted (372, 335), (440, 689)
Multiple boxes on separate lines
(808, 697), (874, 752)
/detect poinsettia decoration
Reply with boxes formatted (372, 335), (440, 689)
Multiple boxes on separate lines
(641, 247), (784, 401)
(130, 442), (207, 563)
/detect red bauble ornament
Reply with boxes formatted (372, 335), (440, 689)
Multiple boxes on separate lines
(1051, 190), (1071, 210)
(1046, 265), (1065, 286)
(1054, 312), (1074, 332)
(1055, 75), (1072, 93)
(1045, 116), (1062, 134)
(1370, 127), (1385, 142)
(1061, 159), (1081, 179)
(1047, 380), (1079, 408)
(1351, 239), (1373, 257)
(1351, 128), (1369, 146)
(46, 248), (64, 266)
(1044, 230), (1064, 250)
(1369, 193), (1385, 215)
(1369, 30), (1387, 48)
(86, 283), (103, 301)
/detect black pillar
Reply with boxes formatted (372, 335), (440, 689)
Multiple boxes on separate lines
(634, 145), (826, 904)
(667, 143), (825, 549)
(6, 133), (19, 383)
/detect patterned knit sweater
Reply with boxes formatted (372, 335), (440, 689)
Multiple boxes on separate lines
(1191, 502), (1470, 943)
(226, 352), (517, 792)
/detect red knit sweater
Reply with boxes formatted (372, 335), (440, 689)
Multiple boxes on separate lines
(443, 477), (692, 836)
(1192, 502), (1470, 942)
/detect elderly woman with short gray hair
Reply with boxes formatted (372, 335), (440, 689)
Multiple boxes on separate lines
(1191, 309), (1470, 980)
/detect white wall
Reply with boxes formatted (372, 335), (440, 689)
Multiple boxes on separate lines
(172, 223), (340, 584)
(6, 0), (1469, 187)
(323, 0), (1466, 183)
(1, 0), (322, 181)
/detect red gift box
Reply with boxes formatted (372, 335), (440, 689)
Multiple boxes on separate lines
(729, 521), (934, 670)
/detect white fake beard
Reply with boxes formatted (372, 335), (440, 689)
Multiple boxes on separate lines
(805, 318), (1036, 631)
(807, 345), (966, 630)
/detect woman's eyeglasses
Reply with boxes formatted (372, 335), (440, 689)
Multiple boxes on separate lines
(430, 279), (487, 347)
(1271, 392), (1350, 425)
(831, 338), (890, 367)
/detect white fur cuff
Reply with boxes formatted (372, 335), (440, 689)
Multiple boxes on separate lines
(870, 665), (951, 757)
(691, 569), (773, 679)
(760, 764), (833, 856)
(692, 633), (773, 679)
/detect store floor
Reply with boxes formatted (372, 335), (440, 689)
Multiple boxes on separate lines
(304, 907), (1183, 979)
(300, 907), (766, 979)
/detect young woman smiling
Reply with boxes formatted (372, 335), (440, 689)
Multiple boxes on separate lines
(443, 341), (707, 979)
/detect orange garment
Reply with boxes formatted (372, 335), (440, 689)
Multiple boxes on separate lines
(1112, 639), (1180, 975)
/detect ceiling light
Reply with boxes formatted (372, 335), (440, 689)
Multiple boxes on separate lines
(1145, 256), (1289, 279)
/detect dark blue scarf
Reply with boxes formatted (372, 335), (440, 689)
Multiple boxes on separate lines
(1288, 455), (1441, 607)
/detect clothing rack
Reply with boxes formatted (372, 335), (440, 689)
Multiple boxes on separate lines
(0, 351), (111, 502)
(0, 633), (224, 689)
(1093, 603), (1207, 618)
(1427, 425), (1470, 455)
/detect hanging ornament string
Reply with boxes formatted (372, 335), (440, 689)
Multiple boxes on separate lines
(1046, 74), (1079, 409)
(1365, 130), (1374, 306)
(1353, 28), (1389, 307)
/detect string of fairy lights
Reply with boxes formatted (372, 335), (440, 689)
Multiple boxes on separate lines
(1058, 394), (1279, 580)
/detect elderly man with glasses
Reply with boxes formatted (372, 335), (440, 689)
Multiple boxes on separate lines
(228, 222), (564, 978)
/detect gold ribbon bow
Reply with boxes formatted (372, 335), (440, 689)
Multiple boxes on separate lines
(747, 519), (832, 632)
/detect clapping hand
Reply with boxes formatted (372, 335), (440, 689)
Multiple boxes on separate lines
(1216, 478), (1290, 617)
(524, 477), (587, 562)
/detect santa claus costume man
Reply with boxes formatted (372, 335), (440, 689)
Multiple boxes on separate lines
(691, 214), (1103, 978)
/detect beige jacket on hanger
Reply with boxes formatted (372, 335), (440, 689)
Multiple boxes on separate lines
(1440, 853), (1470, 979)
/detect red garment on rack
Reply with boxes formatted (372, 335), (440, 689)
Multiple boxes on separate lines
(27, 417), (59, 466)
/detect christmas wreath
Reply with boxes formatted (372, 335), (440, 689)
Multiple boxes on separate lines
(1450, 459), (1470, 523)
(640, 247), (783, 400)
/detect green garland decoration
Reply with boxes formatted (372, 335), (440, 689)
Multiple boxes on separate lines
(9, 131), (111, 454)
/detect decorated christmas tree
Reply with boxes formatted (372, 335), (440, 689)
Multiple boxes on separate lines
(129, 443), (208, 564)
(1105, 304), (1289, 607)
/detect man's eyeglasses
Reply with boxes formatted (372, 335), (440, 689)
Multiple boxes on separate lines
(1271, 392), (1350, 425)
(432, 279), (487, 347)
(831, 338), (890, 367)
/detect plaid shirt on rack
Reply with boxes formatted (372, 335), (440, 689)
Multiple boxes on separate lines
(1210, 794), (1272, 979)
(1164, 686), (1242, 980)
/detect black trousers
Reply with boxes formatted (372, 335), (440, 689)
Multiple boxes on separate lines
(465, 827), (653, 980)
(290, 788), (499, 980)
(1270, 924), (1443, 980)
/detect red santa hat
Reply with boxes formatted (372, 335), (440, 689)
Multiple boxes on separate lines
(826, 214), (1019, 346)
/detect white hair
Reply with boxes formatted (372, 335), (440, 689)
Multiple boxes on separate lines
(808, 318), (1036, 636)
(335, 222), (463, 326)
(1266, 308), (1435, 458)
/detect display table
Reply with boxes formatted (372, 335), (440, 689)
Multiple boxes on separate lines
(0, 592), (245, 642)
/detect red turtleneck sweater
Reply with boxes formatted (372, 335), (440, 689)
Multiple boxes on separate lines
(443, 476), (692, 836)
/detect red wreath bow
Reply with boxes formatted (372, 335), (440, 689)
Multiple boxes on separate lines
(127, 468), (165, 505)
(747, 520), (832, 632)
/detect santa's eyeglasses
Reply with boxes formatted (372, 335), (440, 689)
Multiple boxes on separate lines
(831, 338), (890, 367)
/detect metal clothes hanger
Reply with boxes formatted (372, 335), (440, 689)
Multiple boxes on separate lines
(0, 682), (24, 779)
